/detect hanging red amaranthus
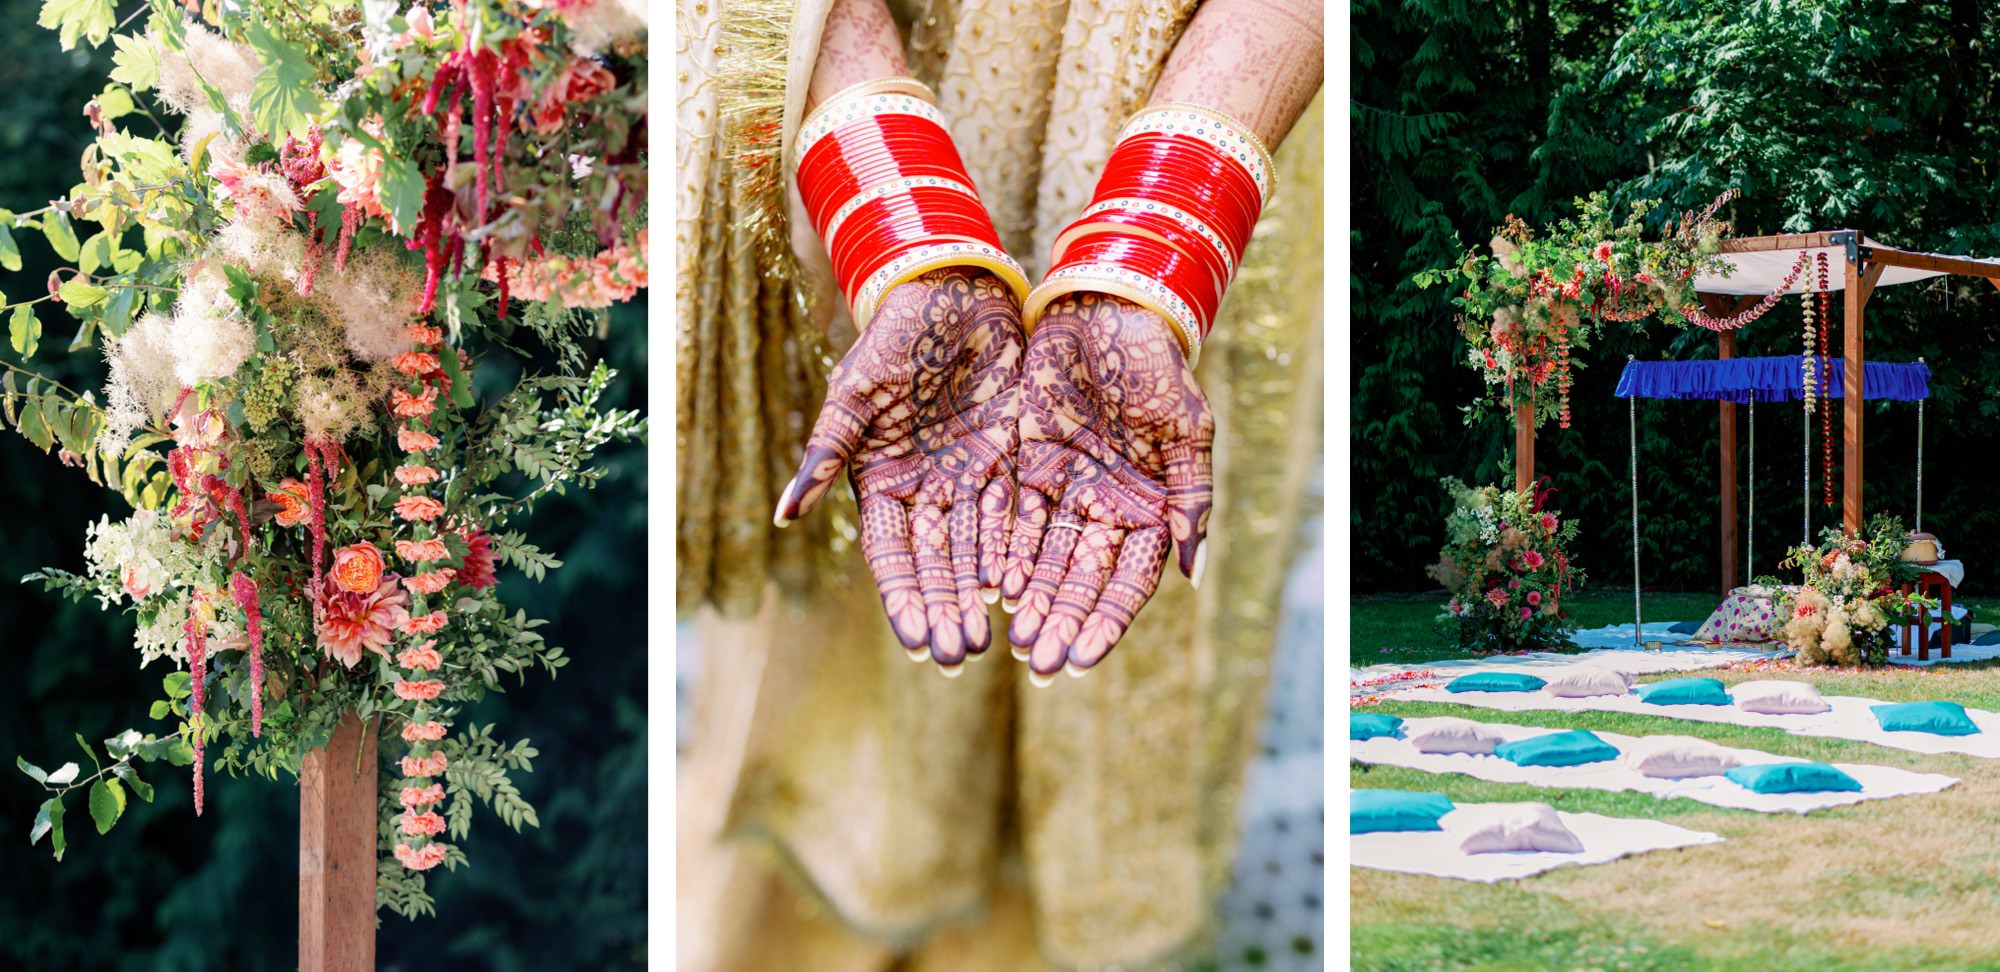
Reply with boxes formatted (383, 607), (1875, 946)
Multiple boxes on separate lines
(182, 594), (208, 816)
(229, 572), (265, 737)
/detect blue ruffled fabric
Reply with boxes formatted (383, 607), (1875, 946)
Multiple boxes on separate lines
(1613, 355), (1930, 402)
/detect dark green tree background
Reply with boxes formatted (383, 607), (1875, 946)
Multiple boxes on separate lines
(1354, 0), (2000, 593)
(0, 9), (646, 969)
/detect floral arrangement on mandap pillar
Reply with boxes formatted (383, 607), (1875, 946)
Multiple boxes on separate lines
(4, 0), (645, 916)
(1426, 477), (1584, 652)
(1415, 191), (1734, 430)
(1779, 518), (1922, 667)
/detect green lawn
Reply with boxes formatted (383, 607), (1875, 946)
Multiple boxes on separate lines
(1350, 595), (2000, 970)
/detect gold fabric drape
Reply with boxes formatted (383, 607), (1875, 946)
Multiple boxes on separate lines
(677, 2), (1323, 968)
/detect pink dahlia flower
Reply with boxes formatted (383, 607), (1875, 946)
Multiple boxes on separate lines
(1522, 550), (1546, 569)
(316, 575), (410, 668)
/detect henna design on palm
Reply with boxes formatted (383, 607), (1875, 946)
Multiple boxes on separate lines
(775, 267), (1025, 671)
(1004, 294), (1215, 682)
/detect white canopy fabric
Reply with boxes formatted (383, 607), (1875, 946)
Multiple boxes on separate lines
(1692, 237), (2000, 296)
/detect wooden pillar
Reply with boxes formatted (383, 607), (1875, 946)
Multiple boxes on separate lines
(300, 712), (377, 972)
(1514, 402), (1533, 493)
(1718, 330), (1738, 594)
(1843, 256), (1865, 535)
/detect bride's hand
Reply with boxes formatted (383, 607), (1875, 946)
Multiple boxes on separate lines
(775, 267), (1025, 671)
(1005, 293), (1214, 681)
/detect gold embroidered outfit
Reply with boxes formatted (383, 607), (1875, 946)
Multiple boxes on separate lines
(676, 2), (1323, 968)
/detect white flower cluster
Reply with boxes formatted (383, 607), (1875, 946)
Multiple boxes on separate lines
(80, 510), (232, 668)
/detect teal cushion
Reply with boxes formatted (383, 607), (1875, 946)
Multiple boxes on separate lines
(1351, 712), (1405, 740)
(1724, 762), (1863, 794)
(1351, 789), (1455, 834)
(1636, 677), (1733, 706)
(1871, 700), (1981, 736)
(1446, 671), (1548, 694)
(1493, 730), (1620, 768)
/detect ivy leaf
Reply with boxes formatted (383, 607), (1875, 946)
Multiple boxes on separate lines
(245, 22), (326, 141)
(36, 0), (114, 51)
(8, 305), (37, 359)
(42, 210), (79, 261)
(45, 762), (79, 786)
(0, 222), (20, 272)
(87, 778), (125, 834)
(109, 32), (160, 91)
(379, 153), (425, 237)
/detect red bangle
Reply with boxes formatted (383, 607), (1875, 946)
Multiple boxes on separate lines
(820, 179), (982, 242)
(833, 214), (1003, 291)
(1051, 210), (1230, 291)
(1057, 232), (1220, 334)
(1102, 135), (1263, 213)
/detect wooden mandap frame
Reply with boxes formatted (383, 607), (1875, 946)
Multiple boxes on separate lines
(1512, 230), (2000, 595)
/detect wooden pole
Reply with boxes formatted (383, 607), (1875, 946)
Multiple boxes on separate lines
(1717, 329), (1738, 594)
(1514, 402), (1533, 493)
(1843, 254), (1864, 535)
(300, 712), (377, 972)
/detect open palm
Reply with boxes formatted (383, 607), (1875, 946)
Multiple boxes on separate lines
(775, 267), (1024, 670)
(1004, 293), (1214, 681)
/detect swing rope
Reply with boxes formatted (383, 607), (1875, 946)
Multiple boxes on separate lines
(1803, 378), (1813, 550)
(1631, 356), (1642, 644)
(1748, 391), (1755, 578)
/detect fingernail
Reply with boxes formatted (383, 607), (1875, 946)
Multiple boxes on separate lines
(940, 663), (965, 679)
(982, 588), (1000, 605)
(1028, 670), (1054, 688)
(772, 480), (799, 527)
(906, 646), (929, 662)
(1190, 539), (1209, 590)
(1064, 664), (1088, 679)
(1003, 598), (1019, 614)
(1010, 644), (1030, 662)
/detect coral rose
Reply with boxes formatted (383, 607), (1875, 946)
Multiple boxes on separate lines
(398, 428), (439, 452)
(397, 640), (442, 671)
(400, 783), (445, 808)
(396, 538), (450, 562)
(403, 610), (449, 635)
(395, 495), (446, 522)
(270, 477), (310, 527)
(395, 465), (440, 486)
(330, 542), (386, 593)
(391, 385), (438, 418)
(399, 809), (447, 837)
(404, 569), (456, 595)
(393, 351), (441, 376)
(394, 841), (448, 871)
(405, 324), (442, 345)
(400, 751), (449, 777)
(394, 678), (446, 701)
(402, 720), (447, 742)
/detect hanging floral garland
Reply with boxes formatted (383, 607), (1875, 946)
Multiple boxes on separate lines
(4, 0), (646, 919)
(1801, 280), (1818, 416)
(1819, 253), (1834, 506)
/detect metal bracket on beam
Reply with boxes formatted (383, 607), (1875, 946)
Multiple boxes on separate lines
(1828, 230), (1865, 266)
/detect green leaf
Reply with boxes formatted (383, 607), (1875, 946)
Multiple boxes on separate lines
(58, 279), (107, 309)
(48, 800), (65, 860)
(112, 763), (153, 803)
(10, 305), (39, 358)
(17, 757), (47, 784)
(36, 0), (114, 51)
(44, 762), (78, 786)
(94, 85), (136, 121)
(379, 154), (424, 236)
(42, 210), (79, 261)
(87, 778), (125, 834)
(245, 22), (326, 141)
(103, 729), (141, 760)
(109, 33), (160, 91)
(148, 700), (171, 720)
(440, 341), (474, 409)
(0, 222), (20, 272)
(30, 798), (57, 846)
(162, 671), (191, 699)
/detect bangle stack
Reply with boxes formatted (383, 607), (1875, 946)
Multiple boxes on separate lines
(1025, 103), (1275, 367)
(795, 78), (1029, 328)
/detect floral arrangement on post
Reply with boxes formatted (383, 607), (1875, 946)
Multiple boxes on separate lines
(4, 0), (645, 917)
(1414, 191), (1735, 429)
(1778, 517), (1923, 667)
(1426, 477), (1584, 652)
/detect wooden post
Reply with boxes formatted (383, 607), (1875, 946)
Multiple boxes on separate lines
(1514, 402), (1533, 493)
(1843, 256), (1866, 535)
(1717, 329), (1738, 594)
(300, 712), (377, 972)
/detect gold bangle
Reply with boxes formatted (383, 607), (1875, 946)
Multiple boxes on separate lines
(803, 77), (937, 129)
(1125, 101), (1279, 205)
(850, 242), (1033, 333)
(1023, 268), (1202, 368)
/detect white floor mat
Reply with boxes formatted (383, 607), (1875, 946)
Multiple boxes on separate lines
(1352, 718), (1958, 813)
(1351, 805), (1723, 882)
(1389, 685), (2000, 758)
(1350, 645), (1782, 698)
